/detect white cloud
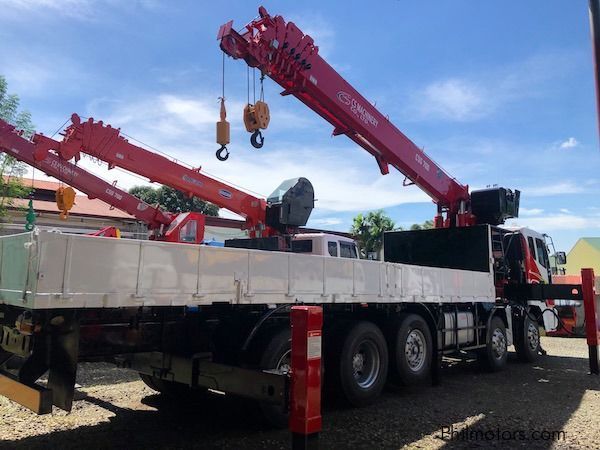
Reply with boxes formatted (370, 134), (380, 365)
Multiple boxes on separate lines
(524, 182), (585, 197)
(32, 140), (430, 216)
(3, 0), (97, 19)
(309, 217), (343, 226)
(218, 209), (243, 221)
(1, 50), (86, 98)
(404, 51), (580, 122)
(3, 0), (161, 20)
(520, 207), (544, 216)
(87, 93), (317, 147)
(411, 79), (487, 121)
(38, 92), (432, 218)
(194, 147), (430, 213)
(289, 12), (335, 59)
(160, 95), (217, 128)
(559, 137), (579, 149)
(507, 214), (600, 231)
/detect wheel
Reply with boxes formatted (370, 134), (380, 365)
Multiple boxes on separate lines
(258, 327), (291, 429)
(388, 314), (432, 385)
(479, 316), (508, 372)
(139, 373), (205, 398)
(514, 310), (541, 363)
(329, 321), (388, 407)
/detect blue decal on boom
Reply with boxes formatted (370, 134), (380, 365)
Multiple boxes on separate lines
(219, 189), (233, 199)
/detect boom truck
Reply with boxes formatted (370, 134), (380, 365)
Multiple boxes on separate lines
(217, 6), (563, 335)
(0, 6), (572, 430)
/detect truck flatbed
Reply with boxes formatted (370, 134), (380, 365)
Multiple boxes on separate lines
(0, 231), (495, 309)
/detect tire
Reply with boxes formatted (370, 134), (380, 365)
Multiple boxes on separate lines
(479, 316), (508, 372)
(329, 321), (388, 407)
(258, 327), (292, 429)
(514, 311), (541, 363)
(388, 314), (432, 385)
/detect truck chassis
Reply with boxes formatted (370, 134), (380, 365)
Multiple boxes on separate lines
(0, 228), (573, 426)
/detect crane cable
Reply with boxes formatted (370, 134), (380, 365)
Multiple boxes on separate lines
(49, 116), (77, 219)
(216, 52), (230, 161)
(242, 64), (268, 149)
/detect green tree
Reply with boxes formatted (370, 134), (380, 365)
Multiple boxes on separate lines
(0, 75), (34, 219)
(129, 186), (159, 205)
(410, 219), (434, 230)
(350, 210), (395, 259)
(129, 185), (219, 216)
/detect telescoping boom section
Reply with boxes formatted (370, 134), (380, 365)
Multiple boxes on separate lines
(0, 119), (171, 229)
(218, 6), (520, 227)
(32, 114), (314, 237)
(0, 119), (209, 243)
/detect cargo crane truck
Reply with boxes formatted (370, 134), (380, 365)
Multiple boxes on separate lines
(218, 4), (565, 356)
(0, 7), (569, 429)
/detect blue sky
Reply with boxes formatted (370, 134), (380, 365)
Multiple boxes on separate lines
(1, 0), (598, 251)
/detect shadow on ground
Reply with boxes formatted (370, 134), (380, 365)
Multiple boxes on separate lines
(1, 345), (598, 450)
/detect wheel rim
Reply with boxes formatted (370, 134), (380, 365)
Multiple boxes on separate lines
(351, 339), (381, 389)
(404, 329), (427, 372)
(275, 349), (292, 375)
(527, 321), (540, 352)
(491, 328), (507, 359)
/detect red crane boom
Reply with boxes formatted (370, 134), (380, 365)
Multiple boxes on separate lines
(0, 118), (205, 243)
(218, 6), (519, 227)
(0, 119), (172, 229)
(31, 114), (268, 233)
(31, 114), (314, 239)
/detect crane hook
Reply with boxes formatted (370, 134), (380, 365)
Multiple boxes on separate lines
(250, 130), (264, 149)
(216, 145), (230, 161)
(216, 96), (230, 161)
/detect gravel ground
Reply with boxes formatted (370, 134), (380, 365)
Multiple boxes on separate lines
(1, 336), (598, 449)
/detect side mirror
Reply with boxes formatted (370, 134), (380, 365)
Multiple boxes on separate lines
(554, 251), (567, 265)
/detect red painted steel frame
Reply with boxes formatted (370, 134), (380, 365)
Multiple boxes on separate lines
(590, 0), (600, 146)
(90, 226), (121, 238)
(32, 114), (270, 235)
(0, 119), (174, 230)
(581, 268), (599, 374)
(218, 7), (472, 226)
(290, 306), (322, 447)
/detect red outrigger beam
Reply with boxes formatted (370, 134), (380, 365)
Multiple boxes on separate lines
(581, 268), (599, 374)
(290, 306), (323, 450)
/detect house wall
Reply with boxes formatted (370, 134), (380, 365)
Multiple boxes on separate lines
(565, 239), (600, 275)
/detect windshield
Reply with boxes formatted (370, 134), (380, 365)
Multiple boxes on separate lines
(165, 212), (189, 233)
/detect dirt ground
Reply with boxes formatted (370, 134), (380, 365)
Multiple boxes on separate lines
(1, 336), (599, 449)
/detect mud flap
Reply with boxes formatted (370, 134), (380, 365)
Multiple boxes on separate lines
(14, 314), (80, 412)
(47, 315), (80, 411)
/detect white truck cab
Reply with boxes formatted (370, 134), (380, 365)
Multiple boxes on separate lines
(502, 226), (552, 284)
(292, 233), (359, 258)
(502, 225), (559, 331)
